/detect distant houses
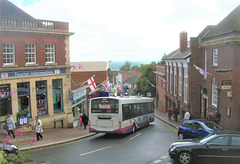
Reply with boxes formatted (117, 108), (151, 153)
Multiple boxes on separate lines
(156, 5), (240, 131)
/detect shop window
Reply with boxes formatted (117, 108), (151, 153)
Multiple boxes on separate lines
(52, 79), (63, 113)
(36, 81), (48, 115)
(17, 82), (31, 117)
(0, 84), (12, 116)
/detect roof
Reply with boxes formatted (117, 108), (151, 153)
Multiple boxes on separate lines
(162, 47), (191, 60)
(70, 61), (109, 72)
(203, 4), (240, 39)
(0, 0), (34, 19)
(123, 75), (138, 84)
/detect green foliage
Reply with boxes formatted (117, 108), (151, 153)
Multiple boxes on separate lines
(0, 150), (8, 164)
(119, 61), (131, 71)
(136, 62), (157, 97)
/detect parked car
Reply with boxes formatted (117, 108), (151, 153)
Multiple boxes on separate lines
(178, 120), (224, 140)
(169, 131), (240, 164)
(0, 143), (18, 155)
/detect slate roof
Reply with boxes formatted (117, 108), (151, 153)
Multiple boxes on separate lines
(162, 47), (191, 60)
(123, 75), (138, 85)
(0, 0), (34, 19)
(203, 5), (240, 39)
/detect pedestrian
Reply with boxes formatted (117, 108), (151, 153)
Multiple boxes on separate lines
(173, 108), (179, 122)
(79, 115), (83, 129)
(6, 114), (15, 138)
(167, 107), (172, 121)
(182, 108), (186, 119)
(214, 110), (221, 125)
(34, 116), (43, 141)
(206, 112), (214, 121)
(184, 110), (190, 121)
(82, 112), (89, 129)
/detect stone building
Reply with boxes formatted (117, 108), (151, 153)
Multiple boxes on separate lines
(0, 0), (74, 129)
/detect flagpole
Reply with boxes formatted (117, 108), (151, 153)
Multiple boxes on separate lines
(74, 75), (95, 87)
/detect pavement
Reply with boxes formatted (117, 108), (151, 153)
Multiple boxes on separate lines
(0, 110), (183, 151)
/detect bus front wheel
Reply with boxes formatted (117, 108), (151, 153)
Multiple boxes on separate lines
(132, 124), (136, 133)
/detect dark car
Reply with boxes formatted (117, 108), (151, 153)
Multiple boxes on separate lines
(169, 131), (240, 164)
(178, 120), (224, 140)
(0, 143), (18, 155)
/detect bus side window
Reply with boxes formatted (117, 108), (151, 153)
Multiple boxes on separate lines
(122, 104), (128, 121)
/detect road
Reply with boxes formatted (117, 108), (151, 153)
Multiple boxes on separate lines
(30, 118), (178, 164)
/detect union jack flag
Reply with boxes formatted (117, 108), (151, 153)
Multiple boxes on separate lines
(102, 81), (109, 91)
(74, 64), (84, 69)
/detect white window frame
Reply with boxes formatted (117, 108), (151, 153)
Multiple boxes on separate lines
(184, 66), (188, 103)
(174, 64), (176, 96)
(170, 64), (172, 93)
(45, 43), (55, 63)
(2, 42), (15, 65)
(25, 43), (36, 64)
(212, 82), (218, 107)
(213, 49), (218, 66)
(166, 64), (169, 91)
(205, 50), (207, 71)
(178, 64), (182, 96)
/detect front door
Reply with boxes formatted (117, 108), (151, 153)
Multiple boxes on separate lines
(201, 97), (207, 119)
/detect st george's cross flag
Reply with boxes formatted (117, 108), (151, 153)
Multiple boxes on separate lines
(88, 77), (97, 91)
(101, 81), (109, 91)
(194, 65), (207, 79)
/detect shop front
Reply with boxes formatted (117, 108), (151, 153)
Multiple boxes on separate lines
(70, 86), (87, 128)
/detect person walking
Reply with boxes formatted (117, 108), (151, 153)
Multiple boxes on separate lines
(206, 112), (214, 121)
(82, 112), (89, 129)
(6, 114), (15, 138)
(34, 116), (43, 141)
(173, 108), (179, 122)
(79, 115), (83, 129)
(167, 107), (172, 121)
(184, 110), (190, 121)
(214, 110), (221, 125)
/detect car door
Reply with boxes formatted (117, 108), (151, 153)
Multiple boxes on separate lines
(182, 121), (194, 138)
(192, 122), (206, 138)
(228, 136), (240, 160)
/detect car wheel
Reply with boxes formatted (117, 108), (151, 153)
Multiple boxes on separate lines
(178, 133), (184, 140)
(178, 151), (193, 164)
(132, 123), (136, 133)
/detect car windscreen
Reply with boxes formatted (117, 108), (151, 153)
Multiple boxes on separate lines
(91, 99), (119, 113)
(199, 134), (217, 144)
(202, 122), (224, 131)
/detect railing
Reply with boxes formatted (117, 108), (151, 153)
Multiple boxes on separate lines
(0, 16), (68, 31)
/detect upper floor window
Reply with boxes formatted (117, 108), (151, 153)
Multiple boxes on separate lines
(205, 50), (207, 71)
(25, 43), (36, 64)
(45, 43), (55, 63)
(213, 49), (218, 66)
(178, 65), (182, 96)
(2, 43), (15, 65)
(212, 82), (218, 107)
(184, 66), (188, 103)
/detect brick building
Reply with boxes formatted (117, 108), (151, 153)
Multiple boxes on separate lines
(155, 65), (166, 113)
(0, 0), (74, 128)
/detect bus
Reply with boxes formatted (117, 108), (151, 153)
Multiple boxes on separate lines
(89, 96), (154, 134)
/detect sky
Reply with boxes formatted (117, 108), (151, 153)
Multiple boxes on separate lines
(9, 0), (240, 62)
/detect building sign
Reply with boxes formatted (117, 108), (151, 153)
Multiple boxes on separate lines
(0, 69), (66, 79)
(70, 89), (86, 102)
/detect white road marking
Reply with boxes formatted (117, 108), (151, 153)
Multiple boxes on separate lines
(80, 145), (114, 156)
(153, 160), (162, 163)
(129, 132), (141, 140)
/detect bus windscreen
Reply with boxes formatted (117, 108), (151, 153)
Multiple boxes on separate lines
(91, 99), (119, 113)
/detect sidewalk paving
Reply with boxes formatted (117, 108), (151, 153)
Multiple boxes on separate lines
(0, 110), (182, 151)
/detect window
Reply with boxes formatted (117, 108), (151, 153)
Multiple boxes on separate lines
(25, 43), (36, 64)
(174, 65), (176, 96)
(170, 65), (172, 93)
(52, 79), (63, 113)
(212, 82), (218, 107)
(231, 136), (240, 146)
(0, 84), (12, 116)
(2, 43), (15, 65)
(17, 82), (31, 117)
(178, 65), (182, 96)
(213, 49), (218, 66)
(36, 81), (48, 115)
(184, 66), (188, 103)
(45, 43), (55, 63)
(166, 64), (169, 91)
(208, 136), (229, 146)
(205, 50), (207, 71)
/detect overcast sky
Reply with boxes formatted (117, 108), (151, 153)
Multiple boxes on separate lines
(9, 0), (240, 62)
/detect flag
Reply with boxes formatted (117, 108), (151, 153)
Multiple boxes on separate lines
(149, 82), (156, 88)
(88, 77), (97, 91)
(74, 64), (84, 69)
(101, 81), (109, 91)
(194, 65), (207, 79)
(114, 86), (119, 91)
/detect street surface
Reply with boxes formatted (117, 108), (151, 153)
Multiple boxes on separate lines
(30, 119), (178, 164)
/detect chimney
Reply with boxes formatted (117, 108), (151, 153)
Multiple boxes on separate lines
(180, 32), (187, 52)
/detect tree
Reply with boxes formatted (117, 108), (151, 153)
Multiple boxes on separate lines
(136, 62), (156, 97)
(119, 61), (131, 71)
